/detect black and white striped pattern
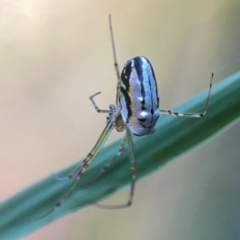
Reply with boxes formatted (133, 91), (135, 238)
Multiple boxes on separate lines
(119, 56), (160, 136)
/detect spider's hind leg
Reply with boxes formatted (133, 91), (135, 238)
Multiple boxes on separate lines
(51, 165), (80, 181)
(52, 93), (117, 182)
(81, 133), (127, 186)
(95, 128), (137, 209)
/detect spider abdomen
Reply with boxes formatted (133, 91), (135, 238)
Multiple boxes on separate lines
(120, 56), (160, 136)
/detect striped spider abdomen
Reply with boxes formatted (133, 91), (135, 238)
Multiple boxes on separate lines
(120, 56), (160, 136)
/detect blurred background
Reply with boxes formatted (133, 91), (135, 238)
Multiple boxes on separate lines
(1, 0), (240, 239)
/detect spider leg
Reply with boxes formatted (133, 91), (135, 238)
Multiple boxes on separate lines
(90, 92), (114, 113)
(95, 128), (136, 209)
(24, 121), (114, 221)
(52, 92), (115, 182)
(82, 132), (127, 186)
(109, 14), (121, 110)
(51, 165), (80, 181)
(160, 73), (214, 117)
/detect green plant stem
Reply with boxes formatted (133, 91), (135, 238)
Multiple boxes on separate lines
(0, 72), (240, 239)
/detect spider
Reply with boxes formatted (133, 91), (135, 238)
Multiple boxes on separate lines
(29, 14), (213, 220)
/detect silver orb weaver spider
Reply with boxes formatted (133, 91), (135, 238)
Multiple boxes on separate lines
(29, 14), (213, 220)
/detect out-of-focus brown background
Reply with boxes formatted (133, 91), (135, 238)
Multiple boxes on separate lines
(1, 0), (240, 239)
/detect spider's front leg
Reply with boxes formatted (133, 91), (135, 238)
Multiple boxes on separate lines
(90, 92), (115, 114)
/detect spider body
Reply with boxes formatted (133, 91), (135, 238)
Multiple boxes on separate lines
(120, 56), (160, 136)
